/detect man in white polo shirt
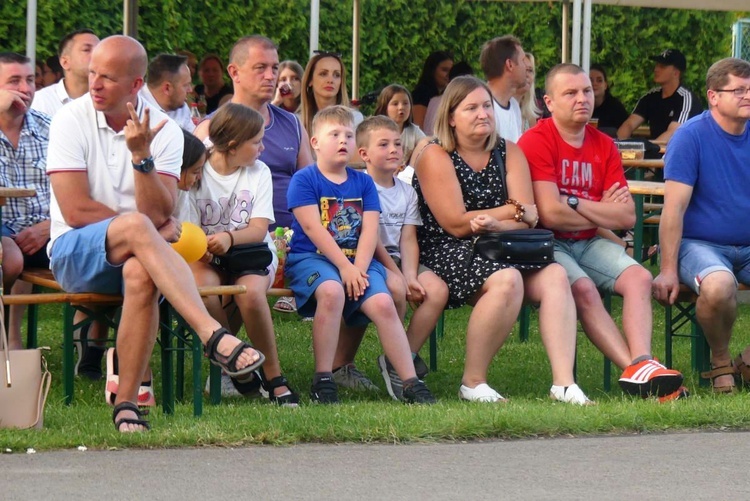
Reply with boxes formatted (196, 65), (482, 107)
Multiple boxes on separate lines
(46, 35), (264, 432)
(31, 29), (99, 116)
(140, 53), (195, 132)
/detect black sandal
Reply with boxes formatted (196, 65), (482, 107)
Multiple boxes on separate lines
(263, 374), (300, 407)
(112, 402), (151, 432)
(204, 327), (265, 377)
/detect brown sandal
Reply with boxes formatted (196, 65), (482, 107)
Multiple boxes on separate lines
(700, 365), (737, 394)
(733, 346), (750, 386)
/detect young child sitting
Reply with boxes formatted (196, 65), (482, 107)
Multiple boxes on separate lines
(285, 105), (436, 404)
(332, 116), (448, 400)
(178, 103), (299, 406)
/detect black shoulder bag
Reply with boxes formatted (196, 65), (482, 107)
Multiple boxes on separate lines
(471, 144), (555, 270)
(211, 242), (273, 277)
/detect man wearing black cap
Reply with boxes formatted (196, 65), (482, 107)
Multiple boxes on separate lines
(617, 49), (702, 142)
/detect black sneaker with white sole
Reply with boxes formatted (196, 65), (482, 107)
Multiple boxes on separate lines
(413, 353), (429, 380)
(310, 376), (339, 404)
(75, 324), (104, 380)
(402, 380), (436, 404)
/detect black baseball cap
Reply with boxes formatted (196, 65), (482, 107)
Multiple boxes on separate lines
(650, 49), (686, 72)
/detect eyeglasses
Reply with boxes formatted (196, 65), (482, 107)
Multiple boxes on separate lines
(313, 50), (342, 59)
(714, 87), (750, 98)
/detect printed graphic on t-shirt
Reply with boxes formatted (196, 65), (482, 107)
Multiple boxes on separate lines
(320, 196), (363, 258)
(195, 189), (254, 233)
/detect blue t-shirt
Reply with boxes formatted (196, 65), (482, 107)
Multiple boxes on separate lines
(664, 110), (750, 245)
(287, 164), (381, 257)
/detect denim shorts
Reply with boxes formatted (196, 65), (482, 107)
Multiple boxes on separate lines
(678, 238), (750, 294)
(50, 217), (124, 294)
(285, 252), (390, 326)
(554, 236), (639, 292)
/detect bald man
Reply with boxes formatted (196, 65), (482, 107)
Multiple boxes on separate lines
(46, 36), (264, 432)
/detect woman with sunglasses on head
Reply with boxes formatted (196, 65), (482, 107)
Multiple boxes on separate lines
(300, 50), (363, 141)
(272, 60), (304, 114)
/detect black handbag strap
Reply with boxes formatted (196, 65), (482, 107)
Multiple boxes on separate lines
(491, 139), (509, 201)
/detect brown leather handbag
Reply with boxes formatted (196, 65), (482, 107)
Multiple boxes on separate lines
(0, 298), (51, 430)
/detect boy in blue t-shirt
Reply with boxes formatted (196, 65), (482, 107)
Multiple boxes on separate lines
(285, 106), (436, 404)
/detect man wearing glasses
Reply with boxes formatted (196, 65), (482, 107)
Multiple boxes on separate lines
(617, 49), (702, 143)
(653, 58), (750, 394)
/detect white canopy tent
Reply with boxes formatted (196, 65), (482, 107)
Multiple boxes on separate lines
(24, 0), (747, 95)
(307, 0), (748, 98)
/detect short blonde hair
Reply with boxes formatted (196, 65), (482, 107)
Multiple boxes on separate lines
(356, 115), (399, 148)
(311, 105), (354, 136)
(434, 75), (499, 153)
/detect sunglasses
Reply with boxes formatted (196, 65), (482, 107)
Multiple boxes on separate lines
(313, 50), (342, 59)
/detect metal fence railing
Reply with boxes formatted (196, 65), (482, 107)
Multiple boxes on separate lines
(732, 19), (750, 61)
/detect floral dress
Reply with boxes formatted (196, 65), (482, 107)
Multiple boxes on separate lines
(413, 139), (511, 309)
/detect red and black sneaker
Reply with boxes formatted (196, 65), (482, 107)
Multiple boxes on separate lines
(618, 358), (683, 398)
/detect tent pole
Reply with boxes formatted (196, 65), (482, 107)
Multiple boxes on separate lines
(310, 0), (320, 58)
(562, 0), (570, 63)
(26, 0), (37, 66)
(123, 0), (138, 37)
(352, 0), (360, 100)
(582, 0), (592, 71)
(572, 0), (582, 65)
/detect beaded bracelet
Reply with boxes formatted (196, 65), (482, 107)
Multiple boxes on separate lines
(505, 199), (525, 223)
(225, 231), (235, 248)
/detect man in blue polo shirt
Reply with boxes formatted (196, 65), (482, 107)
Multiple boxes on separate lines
(653, 58), (750, 394)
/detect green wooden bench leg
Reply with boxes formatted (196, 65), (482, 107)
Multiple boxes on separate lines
(159, 301), (175, 415)
(63, 304), (75, 405)
(193, 328), (204, 416)
(26, 303), (38, 349)
(176, 323), (186, 402)
(519, 304), (530, 342)
(428, 311), (445, 373)
(602, 291), (613, 392)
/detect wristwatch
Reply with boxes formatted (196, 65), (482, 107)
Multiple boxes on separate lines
(132, 156), (155, 173)
(566, 195), (580, 211)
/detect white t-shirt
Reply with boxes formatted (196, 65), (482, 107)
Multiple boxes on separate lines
(374, 177), (422, 260)
(178, 157), (277, 267)
(493, 97), (523, 143)
(139, 86), (196, 133)
(46, 94), (183, 249)
(31, 79), (73, 117)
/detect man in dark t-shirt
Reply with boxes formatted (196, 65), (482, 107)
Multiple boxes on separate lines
(617, 49), (702, 142)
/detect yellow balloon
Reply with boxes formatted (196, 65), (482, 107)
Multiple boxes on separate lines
(171, 221), (208, 263)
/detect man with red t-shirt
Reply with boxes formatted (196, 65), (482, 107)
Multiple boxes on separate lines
(518, 63), (685, 401)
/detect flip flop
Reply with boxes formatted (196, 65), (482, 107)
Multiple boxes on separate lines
(273, 296), (297, 313)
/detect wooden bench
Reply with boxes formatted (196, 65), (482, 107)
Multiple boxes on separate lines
(664, 283), (750, 385)
(15, 268), (249, 416)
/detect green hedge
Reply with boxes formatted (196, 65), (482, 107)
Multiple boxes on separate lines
(3, 1), (747, 110)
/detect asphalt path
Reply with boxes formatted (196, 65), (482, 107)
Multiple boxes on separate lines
(1, 431), (748, 500)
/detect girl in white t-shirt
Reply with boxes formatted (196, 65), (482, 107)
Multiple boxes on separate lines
(178, 103), (299, 406)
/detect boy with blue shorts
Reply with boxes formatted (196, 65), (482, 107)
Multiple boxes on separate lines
(285, 105), (435, 404)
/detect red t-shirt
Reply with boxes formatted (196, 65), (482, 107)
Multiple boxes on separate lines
(518, 118), (627, 240)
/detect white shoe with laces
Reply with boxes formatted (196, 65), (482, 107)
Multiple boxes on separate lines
(459, 383), (507, 403)
(549, 383), (595, 405)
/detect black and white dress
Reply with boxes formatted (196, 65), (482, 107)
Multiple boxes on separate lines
(413, 139), (512, 309)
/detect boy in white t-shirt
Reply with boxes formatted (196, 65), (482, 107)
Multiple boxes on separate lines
(333, 116), (448, 400)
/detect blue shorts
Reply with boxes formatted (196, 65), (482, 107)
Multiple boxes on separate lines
(554, 236), (639, 292)
(285, 252), (390, 326)
(678, 238), (750, 293)
(50, 218), (124, 294)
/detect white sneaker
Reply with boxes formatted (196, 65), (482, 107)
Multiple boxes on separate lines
(549, 383), (595, 405)
(459, 383), (507, 403)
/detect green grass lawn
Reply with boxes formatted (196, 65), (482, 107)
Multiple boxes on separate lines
(3, 294), (750, 451)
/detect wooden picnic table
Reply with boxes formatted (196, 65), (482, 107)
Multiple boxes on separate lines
(628, 180), (665, 259)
